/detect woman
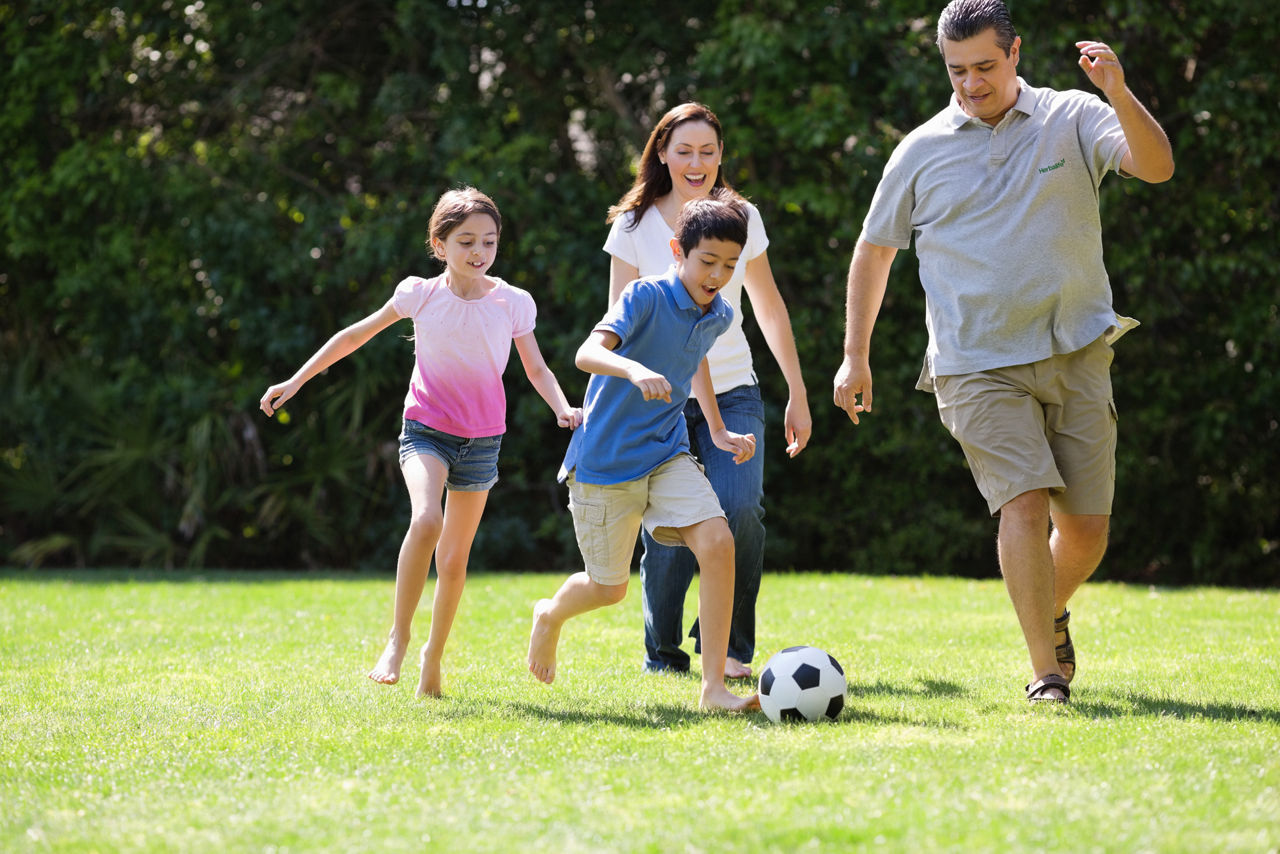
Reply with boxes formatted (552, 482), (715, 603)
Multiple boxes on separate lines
(604, 102), (811, 678)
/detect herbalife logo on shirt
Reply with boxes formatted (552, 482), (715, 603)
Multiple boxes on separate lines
(1038, 158), (1066, 174)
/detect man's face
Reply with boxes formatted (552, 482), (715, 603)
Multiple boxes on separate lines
(941, 28), (1021, 126)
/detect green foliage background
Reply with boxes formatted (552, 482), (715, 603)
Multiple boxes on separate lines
(2, 1), (1276, 584)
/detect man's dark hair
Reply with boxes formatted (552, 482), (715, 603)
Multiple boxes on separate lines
(674, 188), (749, 256)
(936, 0), (1018, 56)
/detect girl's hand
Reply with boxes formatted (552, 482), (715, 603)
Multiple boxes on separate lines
(558, 407), (583, 430)
(260, 382), (297, 418)
(710, 428), (756, 465)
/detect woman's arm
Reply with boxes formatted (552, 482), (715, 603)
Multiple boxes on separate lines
(742, 250), (812, 456)
(608, 255), (640, 308)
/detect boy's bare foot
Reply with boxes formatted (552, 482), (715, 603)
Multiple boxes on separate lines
(527, 599), (561, 685)
(724, 657), (752, 679)
(699, 684), (761, 713)
(368, 635), (408, 684)
(416, 645), (442, 698)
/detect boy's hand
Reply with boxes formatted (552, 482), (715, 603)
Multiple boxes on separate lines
(626, 366), (672, 402)
(711, 428), (756, 465)
(557, 407), (583, 430)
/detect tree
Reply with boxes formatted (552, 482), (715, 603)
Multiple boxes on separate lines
(2, 1), (1276, 583)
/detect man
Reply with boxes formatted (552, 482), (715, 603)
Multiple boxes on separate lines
(833, 0), (1173, 702)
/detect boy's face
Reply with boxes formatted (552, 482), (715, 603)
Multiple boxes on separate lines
(670, 236), (742, 312)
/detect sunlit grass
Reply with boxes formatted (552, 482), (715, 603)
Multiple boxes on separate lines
(2, 570), (1278, 852)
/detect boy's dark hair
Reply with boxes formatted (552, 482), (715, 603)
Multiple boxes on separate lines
(936, 0), (1017, 56)
(673, 188), (749, 256)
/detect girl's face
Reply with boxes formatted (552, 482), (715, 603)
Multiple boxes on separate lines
(661, 120), (722, 204)
(433, 212), (499, 281)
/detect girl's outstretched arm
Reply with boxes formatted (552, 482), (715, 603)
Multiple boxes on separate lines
(260, 300), (401, 417)
(514, 331), (582, 429)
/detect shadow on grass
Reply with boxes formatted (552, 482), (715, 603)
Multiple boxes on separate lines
(849, 677), (968, 699)
(1076, 692), (1280, 723)
(835, 677), (972, 729)
(501, 699), (704, 728)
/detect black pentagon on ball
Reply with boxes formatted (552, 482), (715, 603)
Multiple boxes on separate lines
(827, 654), (844, 676)
(760, 668), (776, 695)
(780, 645), (807, 654)
(826, 694), (845, 719)
(780, 707), (806, 723)
(792, 662), (822, 690)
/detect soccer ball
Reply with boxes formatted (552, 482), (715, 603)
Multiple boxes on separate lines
(758, 645), (847, 723)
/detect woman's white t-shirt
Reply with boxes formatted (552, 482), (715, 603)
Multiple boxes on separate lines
(603, 202), (769, 395)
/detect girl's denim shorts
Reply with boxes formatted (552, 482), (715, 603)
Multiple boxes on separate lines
(398, 419), (502, 492)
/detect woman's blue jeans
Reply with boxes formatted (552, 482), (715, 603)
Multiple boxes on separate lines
(640, 384), (766, 671)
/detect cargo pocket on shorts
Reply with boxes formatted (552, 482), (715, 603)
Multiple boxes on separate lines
(569, 495), (611, 569)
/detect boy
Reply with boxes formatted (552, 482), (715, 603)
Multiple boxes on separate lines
(527, 193), (760, 712)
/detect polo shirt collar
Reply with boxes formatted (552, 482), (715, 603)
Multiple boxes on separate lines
(943, 77), (1038, 129)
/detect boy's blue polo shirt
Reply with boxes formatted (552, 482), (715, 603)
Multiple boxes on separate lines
(560, 271), (732, 485)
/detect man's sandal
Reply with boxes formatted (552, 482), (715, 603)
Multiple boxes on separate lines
(1056, 609), (1076, 684)
(1026, 673), (1071, 703)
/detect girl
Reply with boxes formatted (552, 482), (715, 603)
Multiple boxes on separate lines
(260, 187), (581, 698)
(604, 103), (811, 679)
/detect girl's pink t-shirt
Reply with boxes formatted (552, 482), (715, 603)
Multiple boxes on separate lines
(391, 274), (536, 438)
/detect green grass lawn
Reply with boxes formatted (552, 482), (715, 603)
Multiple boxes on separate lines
(2, 569), (1278, 853)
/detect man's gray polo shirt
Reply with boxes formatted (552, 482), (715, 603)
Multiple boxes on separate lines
(860, 79), (1132, 385)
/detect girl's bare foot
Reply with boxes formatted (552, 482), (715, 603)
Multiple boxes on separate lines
(416, 645), (443, 698)
(699, 683), (760, 713)
(724, 657), (752, 679)
(368, 635), (408, 684)
(527, 599), (561, 684)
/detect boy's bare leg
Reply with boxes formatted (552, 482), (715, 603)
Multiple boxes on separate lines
(369, 456), (447, 684)
(528, 572), (627, 684)
(681, 518), (760, 712)
(416, 489), (489, 698)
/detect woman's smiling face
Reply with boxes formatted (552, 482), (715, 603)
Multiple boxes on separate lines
(661, 120), (722, 203)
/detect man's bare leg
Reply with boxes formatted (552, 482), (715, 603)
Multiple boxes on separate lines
(1048, 512), (1109, 682)
(998, 489), (1066, 699)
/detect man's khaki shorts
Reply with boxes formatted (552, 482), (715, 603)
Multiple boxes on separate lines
(566, 453), (725, 586)
(933, 335), (1118, 517)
